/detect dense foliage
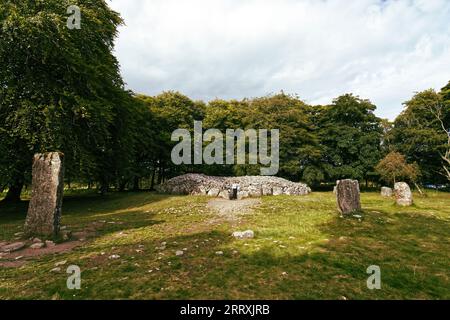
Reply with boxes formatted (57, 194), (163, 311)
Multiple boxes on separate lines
(0, 2), (449, 202)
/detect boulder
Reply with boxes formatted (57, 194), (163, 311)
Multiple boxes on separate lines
(237, 191), (249, 200)
(262, 186), (273, 196)
(336, 179), (361, 215)
(24, 152), (64, 237)
(1, 242), (26, 253)
(381, 187), (393, 197)
(207, 188), (220, 197)
(218, 189), (231, 200)
(394, 182), (413, 206)
(232, 230), (255, 239)
(272, 186), (284, 196)
(30, 242), (44, 249)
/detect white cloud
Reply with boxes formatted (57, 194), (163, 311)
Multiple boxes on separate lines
(109, 0), (450, 120)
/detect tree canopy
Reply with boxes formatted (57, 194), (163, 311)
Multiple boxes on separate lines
(0, 1), (449, 202)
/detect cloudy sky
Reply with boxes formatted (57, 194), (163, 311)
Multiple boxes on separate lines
(109, 0), (450, 120)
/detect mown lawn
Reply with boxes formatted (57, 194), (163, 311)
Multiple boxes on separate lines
(0, 191), (449, 300)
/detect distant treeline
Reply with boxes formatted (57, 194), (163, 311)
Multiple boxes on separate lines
(1, 1), (449, 202)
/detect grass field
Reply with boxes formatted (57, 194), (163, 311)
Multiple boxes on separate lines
(0, 191), (449, 300)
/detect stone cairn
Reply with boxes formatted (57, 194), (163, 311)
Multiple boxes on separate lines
(394, 182), (413, 206)
(336, 179), (361, 215)
(380, 187), (393, 197)
(24, 152), (65, 237)
(157, 174), (311, 199)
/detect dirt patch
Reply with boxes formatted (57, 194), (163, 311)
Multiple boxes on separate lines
(0, 224), (99, 268)
(207, 198), (261, 218)
(0, 241), (84, 268)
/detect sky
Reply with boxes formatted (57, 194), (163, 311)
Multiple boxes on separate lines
(108, 0), (450, 120)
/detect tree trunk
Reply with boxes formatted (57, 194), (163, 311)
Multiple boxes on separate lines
(157, 166), (163, 185)
(150, 167), (156, 191)
(133, 176), (140, 191)
(100, 182), (109, 195)
(118, 180), (127, 192)
(414, 182), (424, 196)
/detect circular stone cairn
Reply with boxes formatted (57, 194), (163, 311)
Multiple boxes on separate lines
(380, 187), (393, 197)
(336, 179), (361, 215)
(157, 174), (311, 199)
(394, 182), (413, 206)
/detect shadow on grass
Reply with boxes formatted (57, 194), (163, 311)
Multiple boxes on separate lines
(1, 192), (448, 299)
(75, 210), (449, 299)
(0, 191), (173, 240)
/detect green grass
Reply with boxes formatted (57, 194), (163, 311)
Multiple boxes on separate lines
(0, 191), (449, 300)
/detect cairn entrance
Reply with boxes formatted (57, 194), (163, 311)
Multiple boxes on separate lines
(231, 184), (240, 200)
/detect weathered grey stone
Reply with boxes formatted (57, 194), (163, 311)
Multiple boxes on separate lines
(237, 191), (249, 200)
(232, 230), (255, 239)
(218, 189), (231, 200)
(381, 187), (393, 197)
(45, 240), (56, 247)
(1, 242), (26, 253)
(30, 242), (44, 249)
(394, 182), (413, 206)
(272, 186), (284, 196)
(207, 188), (220, 197)
(262, 186), (273, 196)
(24, 153), (64, 237)
(336, 179), (361, 215)
(247, 186), (262, 197)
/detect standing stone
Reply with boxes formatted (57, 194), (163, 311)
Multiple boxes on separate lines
(24, 153), (64, 237)
(381, 187), (393, 197)
(394, 182), (413, 206)
(336, 179), (361, 215)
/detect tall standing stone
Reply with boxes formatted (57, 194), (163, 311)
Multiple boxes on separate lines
(394, 182), (413, 206)
(336, 179), (361, 215)
(24, 153), (64, 237)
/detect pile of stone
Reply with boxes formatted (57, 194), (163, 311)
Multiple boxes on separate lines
(157, 174), (311, 199)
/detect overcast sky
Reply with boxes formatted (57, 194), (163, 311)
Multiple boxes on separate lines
(109, 0), (450, 120)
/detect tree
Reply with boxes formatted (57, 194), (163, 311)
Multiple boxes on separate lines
(375, 151), (420, 186)
(0, 0), (129, 201)
(203, 93), (321, 182)
(314, 94), (383, 185)
(436, 82), (450, 181)
(391, 89), (449, 184)
(137, 92), (205, 183)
